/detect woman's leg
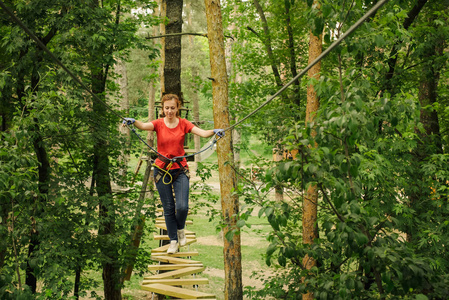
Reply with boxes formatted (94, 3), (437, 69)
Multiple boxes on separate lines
(154, 169), (178, 241)
(172, 171), (189, 230)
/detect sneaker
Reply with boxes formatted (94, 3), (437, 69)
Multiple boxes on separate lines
(178, 229), (186, 247)
(167, 240), (178, 254)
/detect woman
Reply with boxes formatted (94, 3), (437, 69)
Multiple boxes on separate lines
(123, 93), (224, 254)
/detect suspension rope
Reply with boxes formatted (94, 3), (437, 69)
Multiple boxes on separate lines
(223, 0), (389, 132)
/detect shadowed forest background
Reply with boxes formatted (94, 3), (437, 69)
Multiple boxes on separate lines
(1, 0), (449, 299)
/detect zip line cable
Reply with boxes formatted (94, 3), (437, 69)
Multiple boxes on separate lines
(1, 0), (389, 159)
(223, 0), (389, 133)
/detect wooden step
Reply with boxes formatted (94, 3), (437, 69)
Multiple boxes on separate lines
(146, 266), (205, 280)
(151, 240), (196, 251)
(154, 233), (195, 240)
(152, 237), (197, 247)
(151, 245), (199, 255)
(142, 277), (209, 286)
(148, 263), (203, 271)
(140, 283), (215, 299)
(151, 255), (202, 265)
(151, 251), (199, 258)
(155, 224), (195, 235)
(151, 242), (199, 254)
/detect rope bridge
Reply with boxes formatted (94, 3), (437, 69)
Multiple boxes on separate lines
(140, 208), (216, 299)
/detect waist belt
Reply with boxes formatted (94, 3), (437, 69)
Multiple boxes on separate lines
(154, 156), (186, 185)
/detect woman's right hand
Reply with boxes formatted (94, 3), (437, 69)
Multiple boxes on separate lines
(122, 118), (135, 126)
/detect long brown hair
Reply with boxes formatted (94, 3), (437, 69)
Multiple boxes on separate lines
(160, 93), (181, 117)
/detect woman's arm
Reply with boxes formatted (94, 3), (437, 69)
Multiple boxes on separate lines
(190, 126), (215, 138)
(122, 118), (155, 131)
(133, 120), (154, 131)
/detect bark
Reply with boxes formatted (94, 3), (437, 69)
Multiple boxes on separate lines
(205, 0), (243, 299)
(25, 40), (53, 293)
(89, 27), (121, 296)
(92, 75), (120, 299)
(302, 11), (322, 299)
(163, 0), (183, 98)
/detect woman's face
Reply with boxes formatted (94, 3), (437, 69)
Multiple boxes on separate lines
(163, 99), (179, 119)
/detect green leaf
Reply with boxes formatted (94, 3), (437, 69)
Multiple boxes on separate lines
(236, 219), (246, 228)
(266, 243), (277, 256)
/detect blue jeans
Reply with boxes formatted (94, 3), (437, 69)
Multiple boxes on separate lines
(154, 168), (189, 241)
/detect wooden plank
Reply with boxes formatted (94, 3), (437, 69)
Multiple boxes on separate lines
(140, 283), (215, 299)
(148, 263), (203, 271)
(142, 278), (209, 286)
(151, 243), (198, 254)
(146, 267), (205, 279)
(151, 255), (202, 265)
(154, 234), (195, 240)
(155, 224), (195, 235)
(151, 243), (170, 252)
(151, 251), (199, 257)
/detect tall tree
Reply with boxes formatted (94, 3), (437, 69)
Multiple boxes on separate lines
(162, 0), (183, 98)
(205, 0), (243, 299)
(302, 1), (322, 299)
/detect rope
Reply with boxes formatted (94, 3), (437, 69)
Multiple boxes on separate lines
(223, 0), (389, 132)
(128, 126), (220, 162)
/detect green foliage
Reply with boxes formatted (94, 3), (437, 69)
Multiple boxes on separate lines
(224, 0), (449, 299)
(0, 0), (160, 298)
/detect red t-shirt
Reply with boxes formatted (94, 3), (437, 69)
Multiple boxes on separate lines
(152, 118), (195, 170)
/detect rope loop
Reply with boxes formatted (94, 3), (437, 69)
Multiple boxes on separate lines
(153, 163), (174, 185)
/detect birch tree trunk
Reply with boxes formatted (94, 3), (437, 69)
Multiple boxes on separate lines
(205, 0), (243, 299)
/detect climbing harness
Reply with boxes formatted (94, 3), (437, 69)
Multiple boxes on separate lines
(127, 125), (222, 169)
(153, 157), (186, 185)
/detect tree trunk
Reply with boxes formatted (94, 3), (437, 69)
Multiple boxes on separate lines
(205, 0), (243, 299)
(302, 10), (322, 299)
(284, 0), (301, 106)
(163, 0), (183, 98)
(91, 66), (121, 299)
(252, 0), (282, 87)
(25, 50), (52, 293)
(407, 29), (444, 243)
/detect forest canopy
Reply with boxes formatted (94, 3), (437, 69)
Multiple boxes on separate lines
(1, 0), (449, 299)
